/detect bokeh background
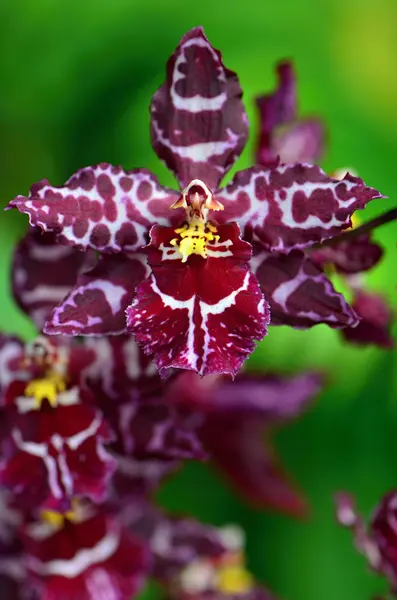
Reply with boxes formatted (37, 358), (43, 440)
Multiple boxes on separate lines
(1, 0), (397, 598)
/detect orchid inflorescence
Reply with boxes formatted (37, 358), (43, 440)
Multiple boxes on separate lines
(0, 26), (395, 600)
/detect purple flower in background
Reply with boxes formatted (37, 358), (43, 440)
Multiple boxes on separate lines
(168, 370), (322, 517)
(255, 62), (395, 348)
(127, 504), (276, 600)
(341, 290), (394, 349)
(256, 61), (325, 167)
(8, 27), (383, 377)
(336, 491), (397, 596)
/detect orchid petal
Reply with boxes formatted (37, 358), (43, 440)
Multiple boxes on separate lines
(9, 166), (179, 252)
(215, 165), (383, 251)
(151, 27), (248, 189)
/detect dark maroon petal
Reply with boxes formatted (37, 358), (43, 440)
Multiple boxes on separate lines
(136, 513), (227, 581)
(0, 335), (24, 393)
(0, 404), (116, 511)
(255, 61), (324, 166)
(215, 165), (383, 251)
(9, 165), (179, 252)
(342, 291), (394, 348)
(114, 400), (205, 461)
(44, 253), (148, 336)
(311, 234), (384, 274)
(251, 248), (358, 328)
(255, 61), (296, 166)
(67, 343), (98, 383)
(0, 491), (25, 600)
(12, 229), (93, 330)
(209, 372), (322, 417)
(151, 27), (248, 189)
(258, 62), (296, 126)
(201, 415), (307, 516)
(112, 455), (179, 500)
(82, 336), (161, 402)
(23, 510), (149, 600)
(126, 223), (269, 377)
(169, 371), (322, 417)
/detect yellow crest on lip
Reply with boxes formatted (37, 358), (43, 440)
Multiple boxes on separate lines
(41, 500), (80, 529)
(25, 372), (67, 409)
(216, 563), (254, 595)
(170, 219), (220, 262)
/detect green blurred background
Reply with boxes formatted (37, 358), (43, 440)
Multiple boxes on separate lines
(1, 0), (397, 597)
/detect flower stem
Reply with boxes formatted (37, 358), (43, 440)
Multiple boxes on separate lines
(319, 207), (397, 247)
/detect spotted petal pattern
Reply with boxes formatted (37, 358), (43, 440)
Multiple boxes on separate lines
(151, 27), (248, 189)
(127, 223), (269, 376)
(0, 403), (116, 511)
(215, 165), (383, 251)
(251, 248), (358, 328)
(112, 455), (179, 499)
(23, 510), (148, 600)
(12, 229), (92, 330)
(255, 61), (324, 166)
(9, 165), (179, 252)
(44, 254), (148, 336)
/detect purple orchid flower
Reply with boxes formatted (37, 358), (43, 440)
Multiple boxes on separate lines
(255, 61), (325, 167)
(127, 503), (276, 600)
(167, 370), (322, 517)
(255, 61), (395, 349)
(8, 28), (383, 377)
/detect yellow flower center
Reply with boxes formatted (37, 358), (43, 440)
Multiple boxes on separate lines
(169, 179), (224, 263)
(25, 372), (67, 409)
(40, 504), (79, 529)
(216, 563), (254, 595)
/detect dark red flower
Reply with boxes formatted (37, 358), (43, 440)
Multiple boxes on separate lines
(8, 28), (382, 376)
(310, 234), (383, 275)
(255, 61), (324, 167)
(336, 491), (397, 594)
(22, 503), (149, 600)
(255, 64), (395, 348)
(0, 400), (116, 512)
